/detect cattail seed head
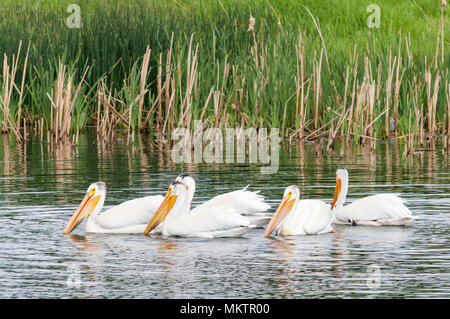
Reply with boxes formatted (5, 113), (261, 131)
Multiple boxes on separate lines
(248, 15), (255, 32)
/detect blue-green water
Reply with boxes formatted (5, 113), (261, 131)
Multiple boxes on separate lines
(0, 134), (449, 298)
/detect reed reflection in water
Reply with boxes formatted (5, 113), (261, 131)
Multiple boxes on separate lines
(0, 134), (448, 298)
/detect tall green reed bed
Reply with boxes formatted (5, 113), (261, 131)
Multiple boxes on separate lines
(0, 0), (448, 155)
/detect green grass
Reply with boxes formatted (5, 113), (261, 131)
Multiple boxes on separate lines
(1, 0), (446, 85)
(0, 0), (448, 148)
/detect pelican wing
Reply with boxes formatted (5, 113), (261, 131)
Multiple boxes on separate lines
(334, 193), (416, 225)
(165, 205), (255, 238)
(281, 199), (332, 235)
(191, 187), (270, 216)
(95, 195), (164, 230)
(303, 200), (334, 234)
(190, 188), (271, 229)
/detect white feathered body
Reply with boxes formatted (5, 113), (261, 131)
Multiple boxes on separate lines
(86, 195), (164, 233)
(276, 199), (334, 236)
(333, 194), (416, 226)
(162, 188), (270, 238)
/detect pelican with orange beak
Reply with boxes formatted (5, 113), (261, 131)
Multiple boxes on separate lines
(144, 181), (263, 238)
(264, 186), (335, 237)
(63, 182), (164, 234)
(331, 168), (416, 225)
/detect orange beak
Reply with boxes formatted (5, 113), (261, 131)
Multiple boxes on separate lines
(331, 178), (341, 209)
(264, 195), (295, 237)
(143, 188), (178, 235)
(63, 193), (101, 234)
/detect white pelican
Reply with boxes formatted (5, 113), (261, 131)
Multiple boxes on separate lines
(331, 168), (417, 226)
(63, 182), (164, 234)
(174, 174), (272, 227)
(143, 180), (270, 238)
(264, 185), (335, 237)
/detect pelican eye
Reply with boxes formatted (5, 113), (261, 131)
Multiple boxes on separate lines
(89, 188), (96, 197)
(288, 192), (292, 196)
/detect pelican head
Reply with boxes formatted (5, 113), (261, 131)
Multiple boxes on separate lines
(264, 185), (299, 237)
(175, 173), (196, 202)
(63, 182), (106, 235)
(331, 168), (349, 210)
(143, 181), (186, 235)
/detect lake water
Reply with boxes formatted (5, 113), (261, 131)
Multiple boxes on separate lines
(0, 133), (449, 298)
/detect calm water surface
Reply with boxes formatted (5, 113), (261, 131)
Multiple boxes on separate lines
(0, 134), (448, 298)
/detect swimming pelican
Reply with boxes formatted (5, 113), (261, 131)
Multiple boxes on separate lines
(264, 185), (335, 237)
(174, 174), (272, 227)
(143, 180), (270, 238)
(63, 182), (164, 234)
(331, 168), (416, 226)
